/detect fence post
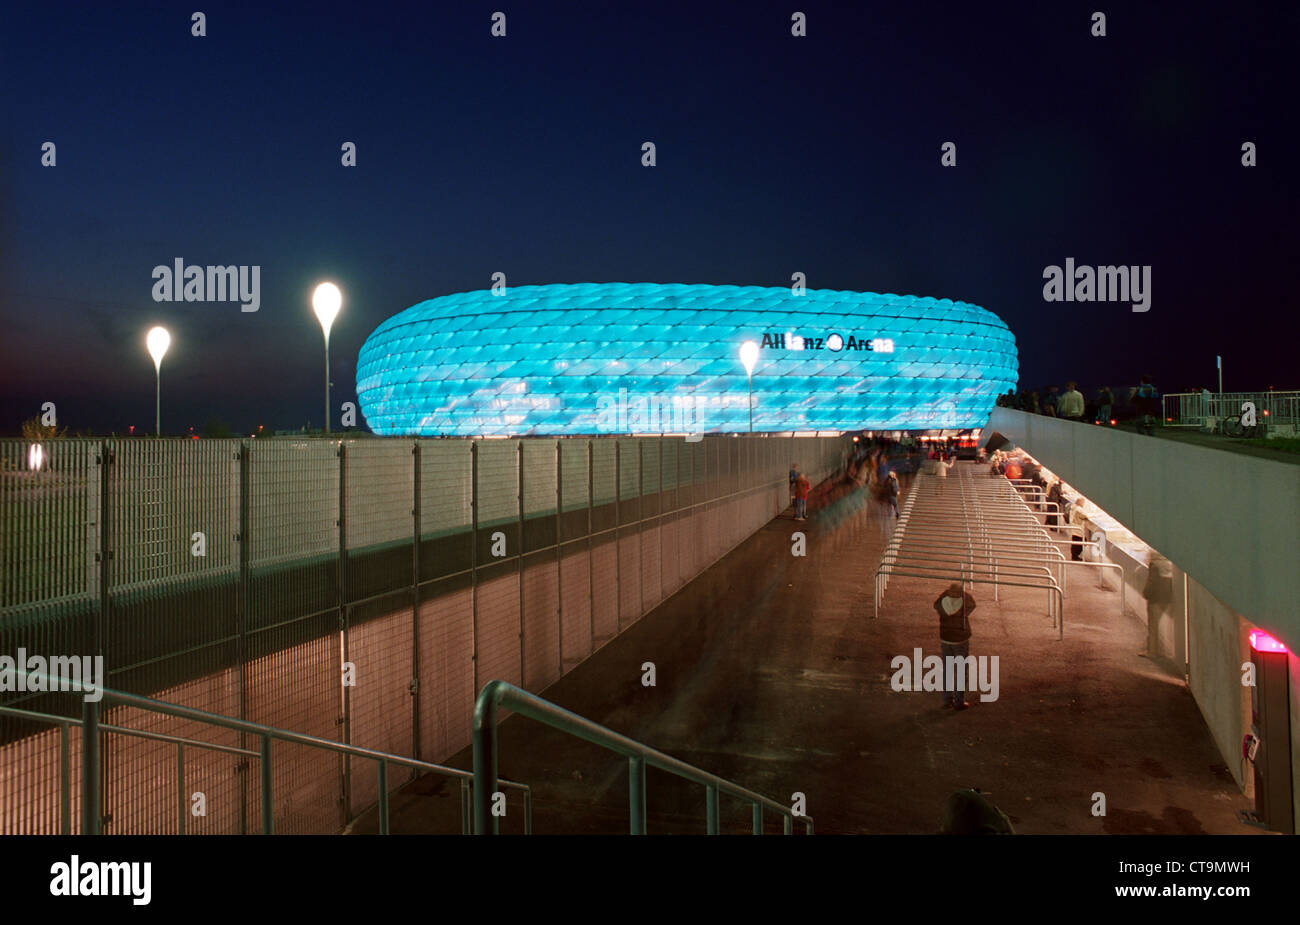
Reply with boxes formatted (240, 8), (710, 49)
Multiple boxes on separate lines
(337, 440), (350, 827)
(471, 442), (480, 695)
(614, 440), (622, 632)
(411, 440), (422, 761)
(94, 439), (111, 834)
(555, 440), (563, 671)
(236, 440), (250, 834)
(637, 440), (644, 621)
(658, 438), (664, 603)
(81, 697), (101, 835)
(517, 441), (526, 687)
(587, 440), (595, 649)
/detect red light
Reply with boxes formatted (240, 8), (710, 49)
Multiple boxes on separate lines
(1263, 409), (1269, 416)
(1109, 419), (1116, 426)
(1249, 630), (1288, 654)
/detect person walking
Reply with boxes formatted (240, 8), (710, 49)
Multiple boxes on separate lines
(934, 583), (977, 710)
(1042, 386), (1060, 417)
(884, 470), (900, 518)
(1045, 478), (1064, 528)
(788, 463), (800, 512)
(1066, 494), (1086, 561)
(1141, 553), (1174, 658)
(1095, 386), (1113, 425)
(1058, 381), (1084, 421)
(793, 471), (810, 521)
(1134, 376), (1160, 436)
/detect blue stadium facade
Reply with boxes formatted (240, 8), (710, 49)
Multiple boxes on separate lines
(355, 283), (1018, 435)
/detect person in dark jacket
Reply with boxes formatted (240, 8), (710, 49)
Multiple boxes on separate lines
(934, 582), (977, 710)
(1095, 386), (1114, 425)
(884, 470), (900, 517)
(1134, 376), (1160, 435)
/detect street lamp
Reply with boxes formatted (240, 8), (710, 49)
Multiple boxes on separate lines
(312, 282), (343, 433)
(146, 326), (171, 436)
(739, 340), (760, 433)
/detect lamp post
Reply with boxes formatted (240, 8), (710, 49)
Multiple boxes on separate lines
(739, 340), (759, 433)
(146, 326), (171, 436)
(312, 283), (343, 433)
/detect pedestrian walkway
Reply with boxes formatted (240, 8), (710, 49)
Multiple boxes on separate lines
(359, 466), (1257, 834)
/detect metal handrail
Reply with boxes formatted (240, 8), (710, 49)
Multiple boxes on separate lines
(875, 569), (1065, 638)
(0, 704), (259, 835)
(10, 669), (531, 835)
(472, 680), (812, 835)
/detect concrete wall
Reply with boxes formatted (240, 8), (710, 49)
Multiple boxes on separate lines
(1184, 576), (1252, 792)
(989, 408), (1298, 816)
(987, 408), (1300, 653)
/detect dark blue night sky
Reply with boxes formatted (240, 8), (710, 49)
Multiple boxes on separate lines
(2, 1), (1296, 435)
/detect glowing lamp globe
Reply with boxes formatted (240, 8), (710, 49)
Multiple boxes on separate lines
(312, 283), (343, 341)
(146, 326), (171, 372)
(739, 340), (760, 375)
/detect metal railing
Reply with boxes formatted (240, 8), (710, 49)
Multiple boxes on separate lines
(1163, 391), (1300, 430)
(10, 669), (530, 835)
(472, 680), (813, 835)
(876, 465), (1068, 636)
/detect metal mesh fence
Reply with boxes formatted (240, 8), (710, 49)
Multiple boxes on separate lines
(0, 433), (846, 834)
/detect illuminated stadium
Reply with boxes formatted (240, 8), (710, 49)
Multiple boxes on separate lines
(355, 283), (1018, 435)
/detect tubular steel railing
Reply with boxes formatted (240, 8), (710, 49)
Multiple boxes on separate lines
(876, 465), (1068, 636)
(472, 680), (813, 835)
(9, 669), (531, 835)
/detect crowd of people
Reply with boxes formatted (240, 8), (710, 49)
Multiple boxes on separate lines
(995, 378), (1165, 434)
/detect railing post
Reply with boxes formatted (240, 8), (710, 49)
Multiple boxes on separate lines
(59, 723), (70, 835)
(472, 684), (499, 834)
(377, 759), (390, 835)
(460, 778), (471, 834)
(706, 784), (719, 834)
(81, 697), (101, 835)
(177, 742), (186, 834)
(752, 803), (763, 835)
(629, 756), (647, 835)
(260, 734), (273, 834)
(524, 787), (533, 835)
